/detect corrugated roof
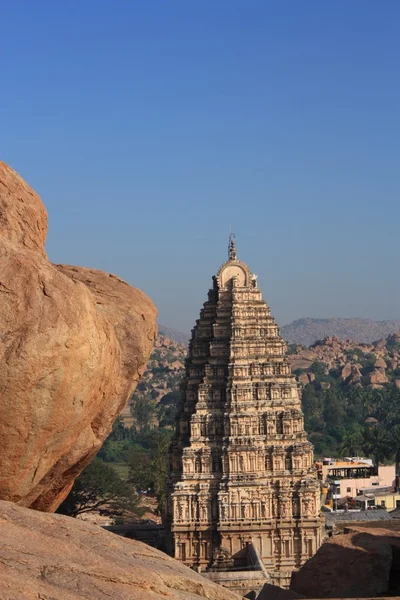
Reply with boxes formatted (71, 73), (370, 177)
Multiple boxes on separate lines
(325, 510), (393, 523)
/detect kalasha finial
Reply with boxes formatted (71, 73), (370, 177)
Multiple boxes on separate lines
(228, 232), (237, 260)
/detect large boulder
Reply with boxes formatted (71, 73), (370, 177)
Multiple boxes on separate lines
(0, 500), (238, 600)
(340, 362), (352, 380)
(290, 531), (392, 597)
(0, 162), (157, 511)
(366, 368), (389, 385)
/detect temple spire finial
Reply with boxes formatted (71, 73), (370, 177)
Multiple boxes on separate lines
(228, 231), (237, 261)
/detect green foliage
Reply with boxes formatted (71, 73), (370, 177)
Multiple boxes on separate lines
(390, 424), (400, 475)
(301, 381), (400, 459)
(302, 384), (324, 432)
(363, 353), (377, 367)
(359, 424), (391, 466)
(56, 458), (144, 522)
(131, 396), (156, 433)
(345, 348), (364, 360)
(157, 390), (181, 427)
(328, 368), (340, 380)
(128, 429), (173, 512)
(97, 439), (143, 463)
(96, 417), (139, 463)
(340, 426), (364, 457)
(293, 368), (307, 376)
(309, 361), (328, 379)
(387, 339), (400, 352)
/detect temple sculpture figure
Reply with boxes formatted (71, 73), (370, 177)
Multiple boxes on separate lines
(164, 238), (322, 588)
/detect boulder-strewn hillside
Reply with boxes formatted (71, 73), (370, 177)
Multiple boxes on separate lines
(282, 317), (400, 346)
(126, 331), (400, 427)
(291, 332), (400, 389)
(135, 334), (186, 404)
(121, 334), (186, 427)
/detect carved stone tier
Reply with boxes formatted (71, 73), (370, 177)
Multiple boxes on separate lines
(164, 241), (322, 579)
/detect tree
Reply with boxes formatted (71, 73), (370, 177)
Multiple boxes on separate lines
(340, 427), (363, 457)
(390, 424), (400, 476)
(158, 390), (181, 427)
(323, 389), (345, 433)
(359, 425), (391, 467)
(301, 384), (325, 433)
(57, 458), (144, 522)
(128, 429), (173, 512)
(110, 416), (128, 441)
(309, 361), (328, 379)
(131, 395), (155, 432)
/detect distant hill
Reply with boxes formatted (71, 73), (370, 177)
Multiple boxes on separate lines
(158, 318), (400, 348)
(158, 324), (190, 346)
(281, 318), (400, 347)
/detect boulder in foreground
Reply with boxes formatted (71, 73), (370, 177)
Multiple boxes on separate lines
(290, 530), (392, 597)
(0, 500), (239, 600)
(0, 161), (157, 511)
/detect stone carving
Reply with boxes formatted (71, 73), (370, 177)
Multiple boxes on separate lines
(211, 546), (234, 569)
(278, 494), (291, 518)
(164, 242), (322, 580)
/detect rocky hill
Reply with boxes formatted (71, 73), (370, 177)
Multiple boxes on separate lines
(122, 329), (400, 430)
(282, 317), (400, 346)
(290, 332), (400, 389)
(158, 324), (190, 346)
(136, 334), (186, 404)
(158, 318), (400, 348)
(121, 334), (187, 427)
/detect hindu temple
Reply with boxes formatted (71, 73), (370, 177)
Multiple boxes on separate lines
(164, 238), (322, 591)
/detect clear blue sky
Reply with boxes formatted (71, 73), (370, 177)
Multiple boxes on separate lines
(1, 1), (399, 332)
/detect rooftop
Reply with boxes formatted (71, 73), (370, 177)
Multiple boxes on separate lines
(316, 459), (374, 468)
(325, 510), (393, 524)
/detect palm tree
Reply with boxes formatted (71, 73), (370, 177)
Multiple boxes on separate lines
(340, 427), (363, 457)
(389, 424), (400, 476)
(360, 425), (391, 468)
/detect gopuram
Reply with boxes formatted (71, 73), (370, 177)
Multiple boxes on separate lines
(164, 238), (322, 591)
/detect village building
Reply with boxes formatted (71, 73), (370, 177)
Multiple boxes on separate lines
(164, 239), (323, 591)
(317, 458), (397, 509)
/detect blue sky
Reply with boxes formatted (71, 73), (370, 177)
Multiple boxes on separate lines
(1, 1), (399, 332)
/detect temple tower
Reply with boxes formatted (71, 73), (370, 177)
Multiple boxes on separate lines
(164, 239), (322, 586)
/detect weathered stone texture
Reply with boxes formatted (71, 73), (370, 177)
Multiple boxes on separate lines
(0, 500), (239, 600)
(0, 161), (157, 511)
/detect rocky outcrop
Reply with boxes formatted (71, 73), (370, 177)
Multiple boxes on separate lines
(121, 333), (186, 427)
(340, 362), (352, 380)
(366, 368), (389, 386)
(0, 500), (238, 600)
(290, 333), (400, 389)
(0, 162), (157, 511)
(290, 531), (393, 597)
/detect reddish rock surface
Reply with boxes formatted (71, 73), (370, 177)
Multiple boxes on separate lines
(0, 162), (157, 511)
(0, 500), (238, 600)
(290, 531), (393, 597)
